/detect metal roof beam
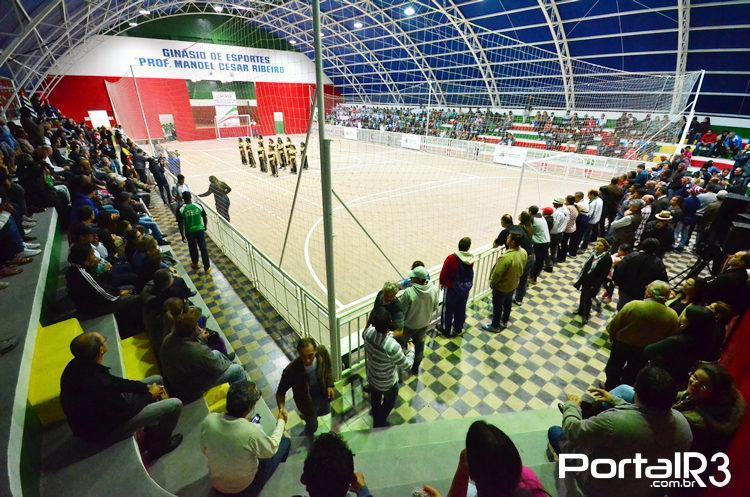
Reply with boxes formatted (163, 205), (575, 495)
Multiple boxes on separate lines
(537, 0), (575, 110)
(0, 0), (62, 69)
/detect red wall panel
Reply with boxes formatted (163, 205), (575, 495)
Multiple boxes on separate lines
(46, 75), (119, 123)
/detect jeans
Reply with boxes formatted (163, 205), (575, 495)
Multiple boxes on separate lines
(138, 216), (165, 243)
(587, 222), (599, 245)
(577, 285), (597, 319)
(186, 230), (210, 270)
(402, 326), (426, 374)
(674, 221), (695, 248)
(549, 232), (563, 266)
(604, 341), (645, 390)
(547, 426), (566, 455)
(300, 393), (331, 435)
(441, 288), (469, 336)
(222, 437), (291, 496)
(0, 217), (25, 262)
(107, 375), (182, 453)
(212, 351), (248, 385)
(531, 242), (549, 278)
(370, 383), (399, 428)
(491, 289), (513, 328)
(157, 182), (172, 204)
(571, 215), (590, 255)
(514, 255), (535, 302)
(610, 384), (636, 403)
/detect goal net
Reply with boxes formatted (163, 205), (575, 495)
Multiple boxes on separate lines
(215, 114), (256, 140)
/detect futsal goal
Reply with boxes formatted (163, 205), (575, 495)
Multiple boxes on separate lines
(214, 114), (256, 140)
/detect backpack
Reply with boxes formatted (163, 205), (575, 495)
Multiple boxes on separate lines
(452, 258), (474, 298)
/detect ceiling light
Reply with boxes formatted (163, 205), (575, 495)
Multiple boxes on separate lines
(138, 8), (150, 15)
(404, 6), (416, 16)
(128, 21), (138, 27)
(353, 21), (363, 29)
(213, 5), (224, 13)
(290, 39), (297, 45)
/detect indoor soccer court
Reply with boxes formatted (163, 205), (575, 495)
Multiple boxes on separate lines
(172, 135), (601, 307)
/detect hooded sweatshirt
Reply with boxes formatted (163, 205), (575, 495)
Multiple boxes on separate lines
(439, 251), (475, 291)
(399, 281), (439, 330)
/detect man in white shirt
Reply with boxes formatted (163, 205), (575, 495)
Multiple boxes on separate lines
(548, 197), (569, 268)
(201, 381), (290, 496)
(587, 189), (603, 245)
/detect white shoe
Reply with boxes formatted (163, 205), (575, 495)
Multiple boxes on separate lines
(22, 222), (36, 229)
(24, 242), (40, 250)
(24, 228), (31, 235)
(23, 215), (34, 223)
(20, 248), (41, 257)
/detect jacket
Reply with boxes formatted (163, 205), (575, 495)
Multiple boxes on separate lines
(702, 268), (750, 314)
(399, 282), (439, 330)
(600, 184), (624, 214)
(439, 251), (474, 296)
(607, 299), (678, 348)
(60, 358), (151, 442)
(65, 264), (118, 315)
(575, 252), (612, 291)
(559, 398), (692, 497)
(276, 345), (334, 420)
(613, 251), (667, 298)
(369, 290), (405, 331)
(159, 332), (233, 401)
(490, 248), (528, 293)
(611, 212), (642, 247)
(672, 389), (746, 454)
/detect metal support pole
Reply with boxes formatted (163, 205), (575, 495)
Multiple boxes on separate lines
(131, 65), (155, 156)
(513, 159), (527, 215)
(671, 69), (705, 162)
(424, 83), (431, 137)
(313, 0), (341, 378)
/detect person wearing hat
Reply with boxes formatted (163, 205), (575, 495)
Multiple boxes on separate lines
(483, 233), (528, 332)
(574, 238), (612, 324)
(201, 380), (290, 496)
(548, 196), (569, 268)
(398, 265), (439, 374)
(641, 211), (675, 257)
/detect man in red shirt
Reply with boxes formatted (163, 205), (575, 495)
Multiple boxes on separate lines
(695, 129), (718, 156)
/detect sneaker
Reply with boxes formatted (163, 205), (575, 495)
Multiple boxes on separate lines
(24, 242), (40, 250)
(23, 235), (37, 242)
(191, 262), (199, 270)
(23, 215), (34, 223)
(513, 299), (523, 305)
(481, 323), (502, 333)
(0, 282), (8, 291)
(22, 221), (36, 229)
(20, 248), (41, 257)
(204, 267), (211, 274)
(675, 246), (685, 253)
(23, 228), (31, 235)
(157, 240), (171, 246)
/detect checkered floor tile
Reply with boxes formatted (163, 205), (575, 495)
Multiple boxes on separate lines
(149, 194), (702, 430)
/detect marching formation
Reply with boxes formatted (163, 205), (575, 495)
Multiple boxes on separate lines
(238, 136), (308, 177)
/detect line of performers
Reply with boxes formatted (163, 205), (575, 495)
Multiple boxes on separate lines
(238, 136), (308, 177)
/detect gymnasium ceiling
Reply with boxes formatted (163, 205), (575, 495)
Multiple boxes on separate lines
(1, 1), (748, 116)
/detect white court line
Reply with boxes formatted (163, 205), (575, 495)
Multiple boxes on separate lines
(304, 175), (479, 306)
(195, 150), (319, 207)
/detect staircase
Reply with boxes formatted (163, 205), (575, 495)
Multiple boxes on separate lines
(260, 407), (560, 497)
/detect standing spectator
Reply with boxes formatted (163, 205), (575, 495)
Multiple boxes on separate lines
(276, 338), (334, 436)
(364, 281), (404, 336)
(513, 211), (535, 304)
(420, 421), (547, 497)
(159, 311), (247, 402)
(570, 191), (589, 256)
(574, 238), (612, 323)
(650, 187), (669, 220)
(674, 186), (701, 252)
(586, 189), (603, 245)
(149, 157), (172, 204)
(177, 192), (210, 273)
(558, 195), (578, 263)
(198, 175), (232, 222)
(60, 332), (183, 458)
(483, 233), (527, 332)
(604, 280), (678, 389)
(200, 381), (290, 496)
(599, 177), (623, 234)
(527, 205), (550, 285)
(609, 199), (643, 254)
(398, 265), (438, 374)
(634, 194), (653, 243)
(300, 433), (373, 497)
(439, 237), (474, 337)
(634, 163), (649, 186)
(363, 307), (414, 427)
(171, 174), (190, 211)
(548, 197), (569, 266)
(613, 238), (668, 309)
(641, 211), (675, 257)
(548, 367), (692, 497)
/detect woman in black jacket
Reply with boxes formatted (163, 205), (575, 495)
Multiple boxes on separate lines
(574, 237), (612, 323)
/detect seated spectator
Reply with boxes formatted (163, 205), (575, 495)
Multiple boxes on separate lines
(60, 332), (182, 458)
(276, 338), (334, 435)
(300, 433), (372, 497)
(159, 310), (246, 402)
(131, 235), (167, 284)
(604, 280), (677, 389)
(200, 381), (290, 496)
(596, 364), (745, 456)
(644, 305), (727, 387)
(115, 191), (170, 245)
(548, 366), (692, 497)
(667, 277), (705, 317)
(420, 420), (546, 497)
(65, 242), (142, 337)
(612, 238), (668, 309)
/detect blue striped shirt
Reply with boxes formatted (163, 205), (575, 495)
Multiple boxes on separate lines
(363, 326), (414, 392)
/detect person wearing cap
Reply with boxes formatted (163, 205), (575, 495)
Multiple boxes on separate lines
(201, 380), (290, 496)
(528, 205), (550, 284)
(548, 196), (569, 267)
(674, 186), (701, 252)
(641, 211), (675, 257)
(609, 199), (643, 253)
(483, 233), (528, 332)
(604, 280), (678, 389)
(398, 265), (439, 374)
(574, 238), (612, 323)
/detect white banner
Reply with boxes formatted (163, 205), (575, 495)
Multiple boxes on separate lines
(493, 145), (528, 167)
(213, 91), (239, 127)
(400, 134), (422, 150)
(49, 35), (331, 85)
(343, 128), (358, 141)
